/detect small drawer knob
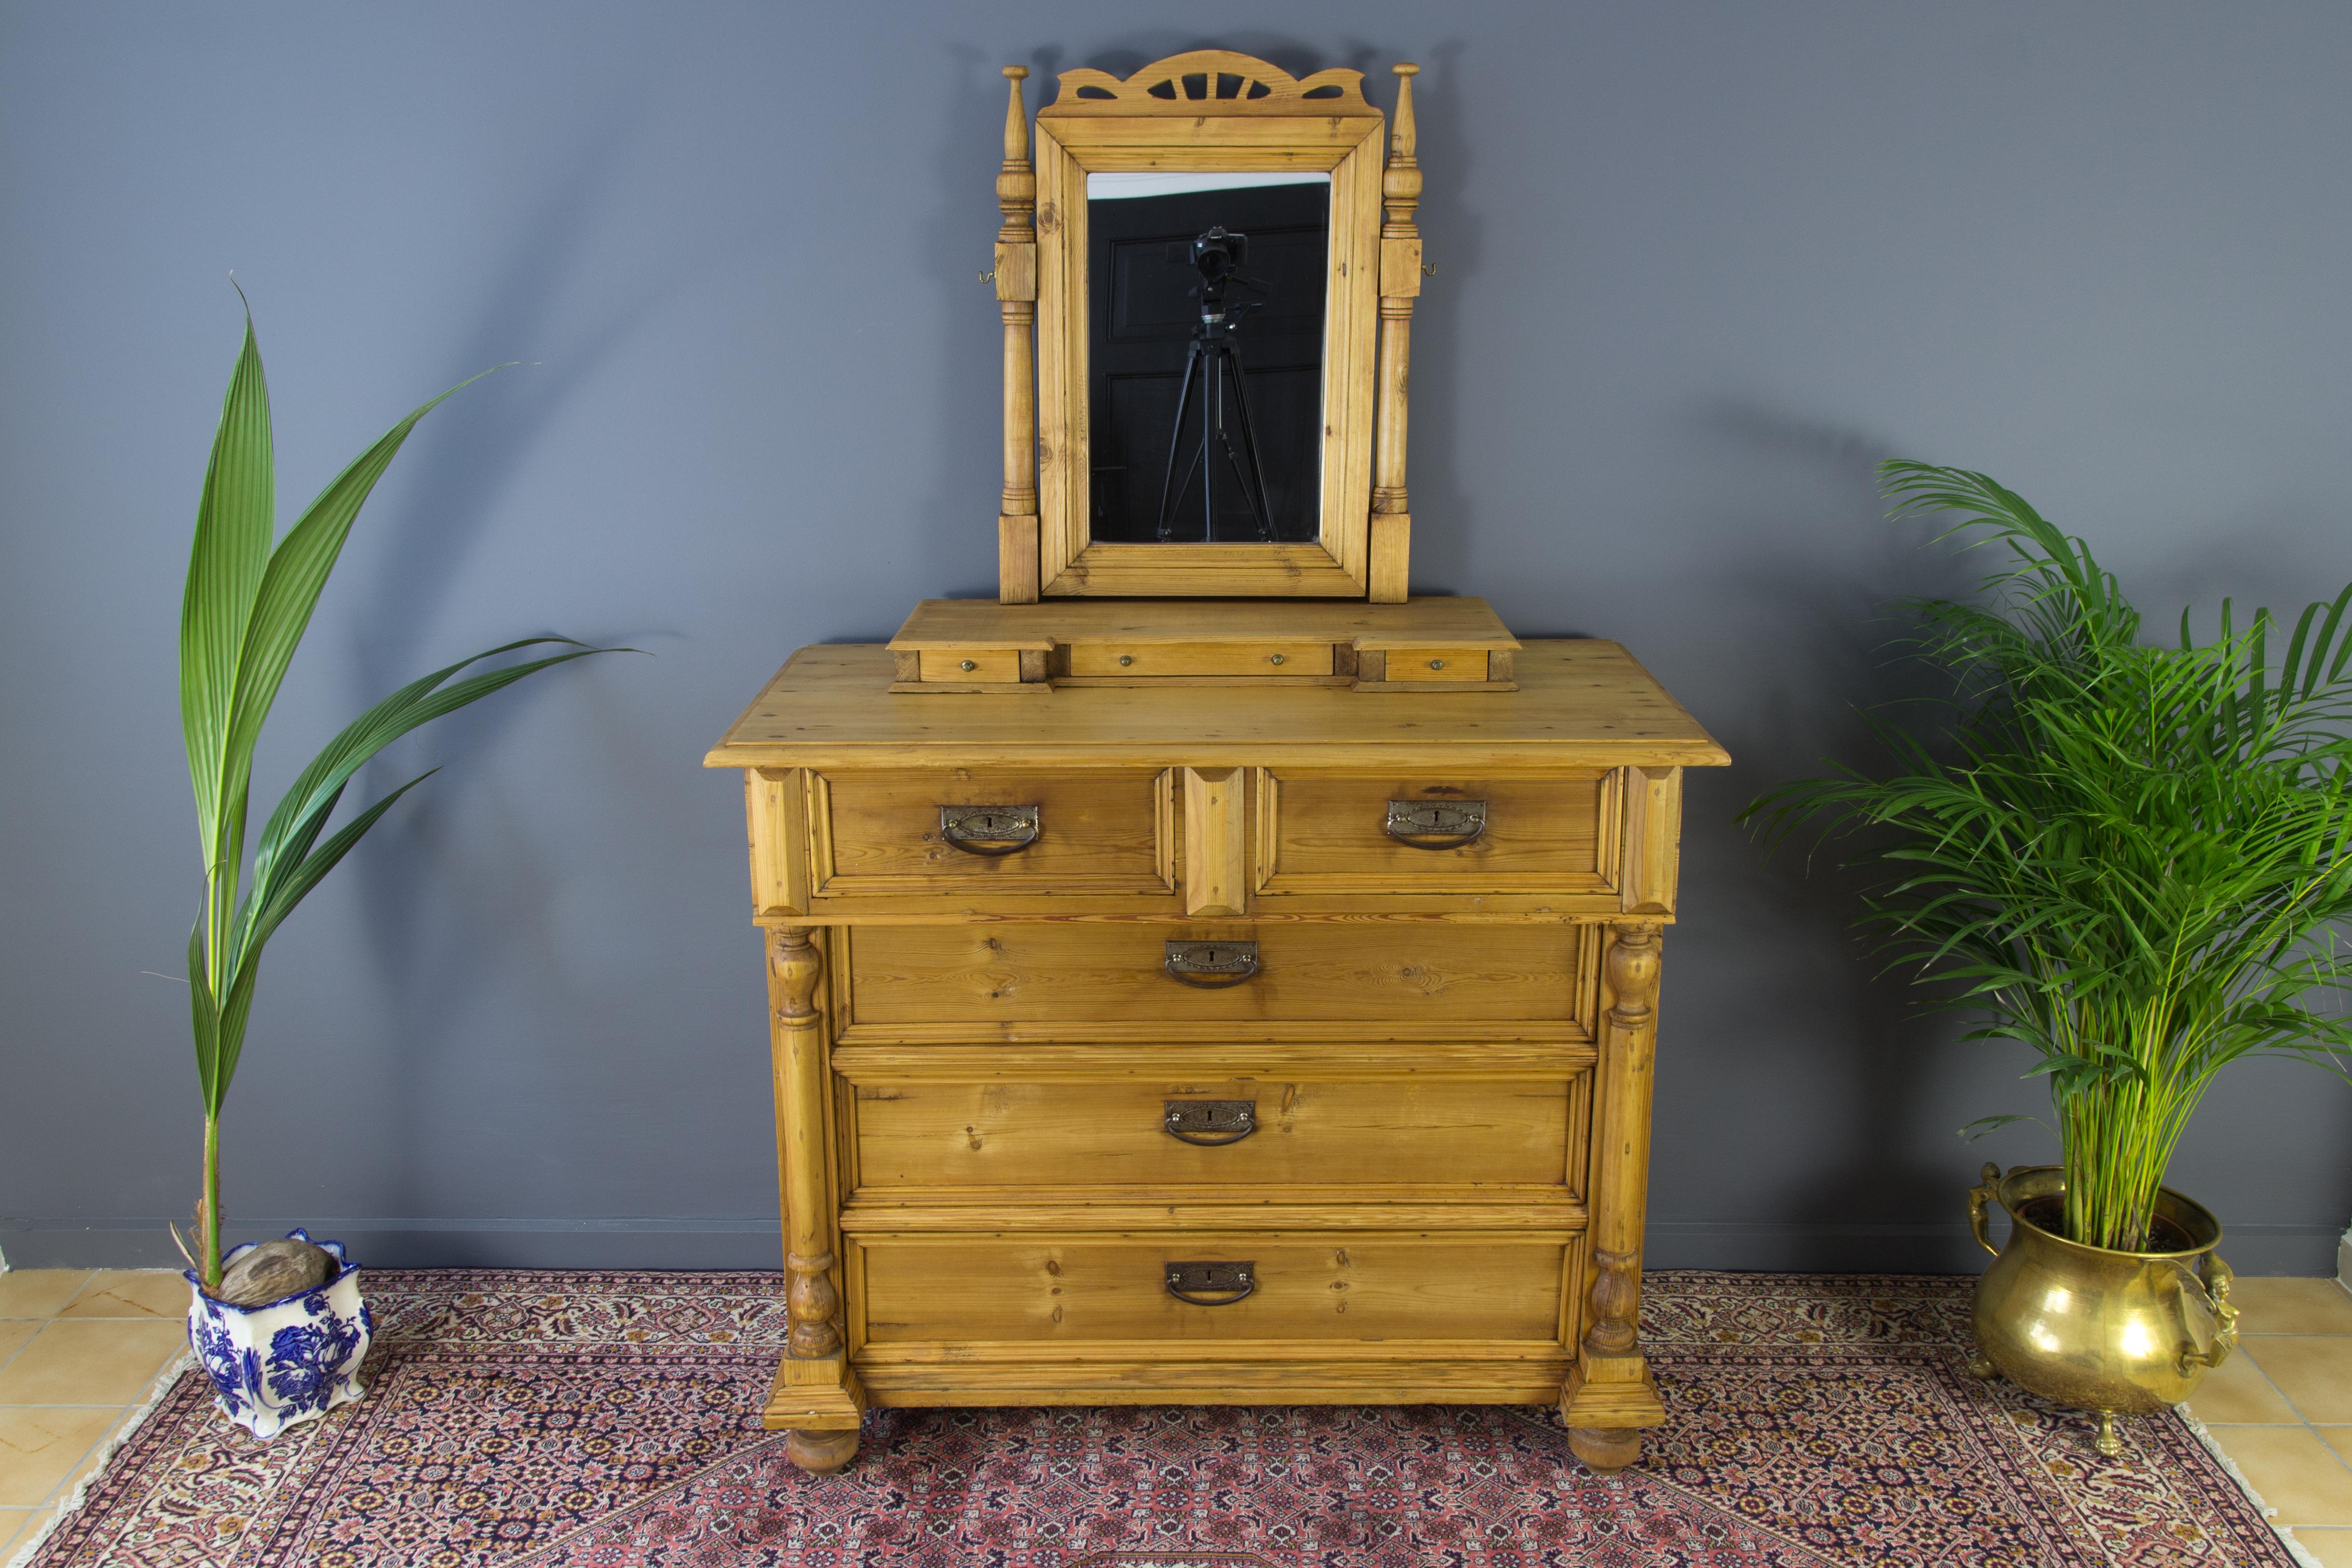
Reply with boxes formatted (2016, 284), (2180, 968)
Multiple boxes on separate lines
(1268, 653), (1286, 666)
(1119, 654), (1134, 666)
(959, 659), (977, 673)
(1428, 658), (1445, 670)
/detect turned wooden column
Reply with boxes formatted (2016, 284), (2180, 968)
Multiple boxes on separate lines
(1367, 62), (1422, 604)
(995, 65), (1041, 603)
(1559, 919), (1669, 1471)
(766, 926), (864, 1472)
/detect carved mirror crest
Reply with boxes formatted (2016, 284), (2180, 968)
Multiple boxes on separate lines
(990, 51), (1423, 602)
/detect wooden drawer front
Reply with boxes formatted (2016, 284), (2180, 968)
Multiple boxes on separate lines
(1067, 641), (1335, 678)
(1257, 771), (1613, 896)
(850, 1075), (1580, 1190)
(813, 769), (1174, 897)
(858, 1236), (1566, 1345)
(839, 923), (1589, 1042)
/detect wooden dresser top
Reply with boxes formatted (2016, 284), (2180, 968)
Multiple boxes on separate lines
(709, 640), (1728, 771)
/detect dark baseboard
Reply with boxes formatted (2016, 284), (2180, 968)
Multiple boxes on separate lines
(7, 1216), (2344, 1277)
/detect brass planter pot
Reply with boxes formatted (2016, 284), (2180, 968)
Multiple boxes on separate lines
(1966, 1163), (2239, 1456)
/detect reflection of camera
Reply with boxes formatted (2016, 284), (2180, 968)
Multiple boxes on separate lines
(1189, 226), (1250, 315)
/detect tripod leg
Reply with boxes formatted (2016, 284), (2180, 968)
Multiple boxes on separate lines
(1155, 339), (1207, 541)
(1217, 338), (1279, 540)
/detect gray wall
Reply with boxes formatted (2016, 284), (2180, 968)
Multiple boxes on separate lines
(5, 2), (2349, 1275)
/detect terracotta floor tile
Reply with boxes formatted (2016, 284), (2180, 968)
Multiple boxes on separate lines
(2184, 1346), (2300, 1424)
(2201, 1425), (2352, 1526)
(2244, 1335), (2352, 1425)
(2231, 1277), (2352, 1335)
(2297, 1528), (2352, 1568)
(0, 1323), (37, 1369)
(59, 1270), (189, 1322)
(0, 1321), (186, 1407)
(0, 1406), (119, 1508)
(0, 1272), (90, 1320)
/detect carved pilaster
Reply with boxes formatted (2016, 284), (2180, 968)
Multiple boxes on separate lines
(1560, 919), (1667, 1471)
(1368, 63), (1423, 603)
(765, 927), (864, 1470)
(996, 65), (1041, 603)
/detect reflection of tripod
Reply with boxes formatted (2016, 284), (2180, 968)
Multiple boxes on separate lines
(1155, 230), (1276, 542)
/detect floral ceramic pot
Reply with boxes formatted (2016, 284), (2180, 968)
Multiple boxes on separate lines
(185, 1231), (372, 1439)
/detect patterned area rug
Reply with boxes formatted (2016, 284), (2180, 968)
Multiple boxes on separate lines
(15, 1270), (2294, 1567)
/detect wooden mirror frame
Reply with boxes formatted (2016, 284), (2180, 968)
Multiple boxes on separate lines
(993, 51), (1423, 603)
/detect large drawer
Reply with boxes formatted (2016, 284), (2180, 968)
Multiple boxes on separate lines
(854, 1234), (1568, 1346)
(836, 922), (1593, 1043)
(810, 768), (1176, 898)
(1256, 769), (1615, 897)
(847, 1072), (1584, 1190)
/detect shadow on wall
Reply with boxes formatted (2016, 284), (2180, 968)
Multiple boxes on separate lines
(335, 101), (667, 1214)
(1674, 400), (2023, 1270)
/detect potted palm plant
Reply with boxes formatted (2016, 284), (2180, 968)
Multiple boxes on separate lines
(1747, 461), (2352, 1455)
(176, 296), (619, 1438)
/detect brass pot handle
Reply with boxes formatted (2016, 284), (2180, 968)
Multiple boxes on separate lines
(1966, 1163), (2003, 1257)
(939, 804), (1039, 856)
(2178, 1251), (2240, 1372)
(1165, 1260), (1255, 1306)
(1164, 1099), (1257, 1146)
(1384, 798), (1488, 851)
(1164, 940), (1259, 988)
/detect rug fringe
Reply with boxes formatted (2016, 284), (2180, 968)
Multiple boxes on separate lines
(4, 1352), (193, 1568)
(2174, 1403), (2323, 1568)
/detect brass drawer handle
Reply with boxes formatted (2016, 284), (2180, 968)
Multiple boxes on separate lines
(1165, 1260), (1256, 1305)
(1164, 1099), (1257, 1145)
(1163, 939), (1258, 988)
(1384, 798), (1487, 850)
(939, 804), (1040, 856)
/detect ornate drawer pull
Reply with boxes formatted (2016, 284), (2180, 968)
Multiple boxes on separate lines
(1164, 1099), (1257, 1145)
(1384, 798), (1487, 850)
(938, 805), (1040, 855)
(1163, 940), (1259, 987)
(1165, 1260), (1256, 1305)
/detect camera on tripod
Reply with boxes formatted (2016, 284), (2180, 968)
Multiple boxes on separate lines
(1189, 226), (1249, 314)
(1155, 226), (1276, 540)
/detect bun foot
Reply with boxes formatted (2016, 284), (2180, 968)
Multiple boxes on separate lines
(1567, 1425), (1641, 1473)
(785, 1426), (860, 1474)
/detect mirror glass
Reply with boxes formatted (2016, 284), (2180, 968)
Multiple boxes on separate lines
(1085, 171), (1329, 544)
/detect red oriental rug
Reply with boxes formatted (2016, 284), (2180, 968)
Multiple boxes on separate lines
(13, 1270), (2296, 1567)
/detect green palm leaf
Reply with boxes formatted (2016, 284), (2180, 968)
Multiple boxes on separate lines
(176, 300), (626, 1288)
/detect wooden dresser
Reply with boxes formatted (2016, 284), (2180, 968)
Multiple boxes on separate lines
(706, 638), (1725, 1473)
(706, 50), (1726, 1475)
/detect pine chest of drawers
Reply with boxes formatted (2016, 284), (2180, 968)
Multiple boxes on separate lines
(706, 637), (1728, 1474)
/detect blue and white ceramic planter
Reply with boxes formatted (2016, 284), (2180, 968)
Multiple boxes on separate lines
(184, 1231), (372, 1440)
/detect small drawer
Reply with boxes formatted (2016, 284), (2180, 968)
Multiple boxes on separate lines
(857, 1235), (1567, 1345)
(838, 922), (1589, 1041)
(850, 1074), (1582, 1190)
(1257, 771), (1613, 897)
(1380, 647), (1490, 682)
(1067, 641), (1334, 678)
(918, 648), (1022, 683)
(812, 769), (1174, 897)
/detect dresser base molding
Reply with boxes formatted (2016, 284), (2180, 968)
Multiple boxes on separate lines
(851, 1357), (1574, 1407)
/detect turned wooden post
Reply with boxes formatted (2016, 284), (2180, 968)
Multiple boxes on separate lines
(766, 926), (863, 1472)
(995, 65), (1041, 604)
(1559, 919), (1669, 1471)
(1367, 63), (1422, 604)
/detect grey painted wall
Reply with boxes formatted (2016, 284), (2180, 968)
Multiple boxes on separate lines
(5, 2), (2349, 1275)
